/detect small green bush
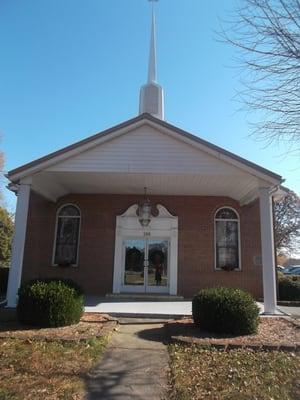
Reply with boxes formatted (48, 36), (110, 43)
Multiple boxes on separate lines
(278, 277), (300, 301)
(192, 287), (260, 335)
(26, 277), (84, 296)
(17, 279), (84, 327)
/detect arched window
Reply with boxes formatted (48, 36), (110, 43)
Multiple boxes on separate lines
(53, 204), (81, 266)
(215, 207), (240, 270)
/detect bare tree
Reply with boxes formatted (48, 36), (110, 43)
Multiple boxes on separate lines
(222, 0), (300, 152)
(274, 189), (300, 254)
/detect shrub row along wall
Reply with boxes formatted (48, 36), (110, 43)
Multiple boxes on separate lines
(278, 276), (300, 301)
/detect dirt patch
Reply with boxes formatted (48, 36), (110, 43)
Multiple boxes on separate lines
(167, 317), (300, 348)
(0, 335), (108, 399)
(168, 344), (300, 400)
(0, 313), (118, 342)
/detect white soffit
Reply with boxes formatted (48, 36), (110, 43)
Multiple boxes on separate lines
(32, 171), (258, 203)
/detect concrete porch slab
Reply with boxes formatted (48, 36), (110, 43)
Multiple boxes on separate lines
(85, 297), (295, 318)
(105, 293), (184, 301)
(85, 296), (192, 318)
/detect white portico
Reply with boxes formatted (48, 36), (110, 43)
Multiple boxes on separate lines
(6, 112), (284, 312)
(5, 0), (283, 313)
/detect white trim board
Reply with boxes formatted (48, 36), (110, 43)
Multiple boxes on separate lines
(113, 204), (178, 295)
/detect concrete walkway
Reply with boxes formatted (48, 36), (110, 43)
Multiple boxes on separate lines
(86, 318), (169, 400)
(278, 305), (300, 318)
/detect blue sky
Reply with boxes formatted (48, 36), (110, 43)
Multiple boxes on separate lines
(0, 0), (299, 211)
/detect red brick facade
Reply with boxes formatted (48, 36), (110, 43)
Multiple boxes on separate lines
(21, 191), (263, 299)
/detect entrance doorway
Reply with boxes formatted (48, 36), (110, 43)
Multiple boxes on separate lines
(123, 238), (169, 293)
(113, 204), (178, 295)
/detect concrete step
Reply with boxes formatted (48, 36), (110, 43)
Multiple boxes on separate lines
(105, 293), (184, 302)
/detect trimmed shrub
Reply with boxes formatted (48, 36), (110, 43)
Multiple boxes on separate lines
(17, 279), (84, 327)
(192, 287), (260, 335)
(278, 277), (300, 301)
(25, 277), (84, 296)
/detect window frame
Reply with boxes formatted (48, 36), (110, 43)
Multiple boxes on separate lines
(214, 206), (241, 271)
(52, 203), (81, 267)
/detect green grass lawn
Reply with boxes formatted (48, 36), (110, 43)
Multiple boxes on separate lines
(0, 337), (108, 400)
(169, 344), (300, 400)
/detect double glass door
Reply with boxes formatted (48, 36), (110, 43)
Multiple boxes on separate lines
(123, 238), (169, 293)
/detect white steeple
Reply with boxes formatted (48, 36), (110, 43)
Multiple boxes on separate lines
(139, 0), (164, 120)
(148, 4), (157, 84)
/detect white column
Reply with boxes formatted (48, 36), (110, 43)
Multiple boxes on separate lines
(6, 183), (31, 307)
(112, 224), (123, 294)
(259, 187), (277, 314)
(169, 225), (178, 295)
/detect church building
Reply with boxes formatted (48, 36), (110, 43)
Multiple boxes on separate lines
(6, 4), (283, 314)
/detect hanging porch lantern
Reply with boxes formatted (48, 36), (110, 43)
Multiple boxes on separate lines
(138, 187), (152, 227)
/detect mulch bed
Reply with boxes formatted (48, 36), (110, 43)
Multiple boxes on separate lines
(166, 317), (300, 351)
(0, 312), (118, 342)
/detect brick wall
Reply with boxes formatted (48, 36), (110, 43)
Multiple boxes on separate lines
(22, 191), (263, 299)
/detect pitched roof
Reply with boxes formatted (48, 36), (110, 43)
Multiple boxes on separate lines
(7, 113), (282, 183)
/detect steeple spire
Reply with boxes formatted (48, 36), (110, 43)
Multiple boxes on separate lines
(148, 4), (157, 83)
(139, 0), (164, 120)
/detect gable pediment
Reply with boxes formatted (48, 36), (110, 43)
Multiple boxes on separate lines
(46, 123), (243, 176)
(8, 114), (281, 204)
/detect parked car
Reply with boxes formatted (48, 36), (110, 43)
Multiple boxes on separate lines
(276, 265), (284, 271)
(283, 266), (300, 275)
(289, 267), (300, 276)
